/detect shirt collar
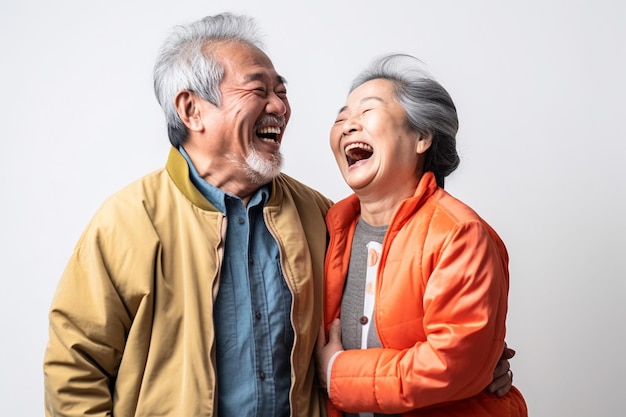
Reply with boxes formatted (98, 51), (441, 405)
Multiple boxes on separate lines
(178, 146), (270, 214)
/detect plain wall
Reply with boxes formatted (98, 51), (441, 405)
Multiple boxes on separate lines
(1, 0), (624, 415)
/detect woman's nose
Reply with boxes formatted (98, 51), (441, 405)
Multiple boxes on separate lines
(342, 117), (360, 136)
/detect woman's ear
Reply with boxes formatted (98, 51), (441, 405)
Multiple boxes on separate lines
(174, 90), (203, 131)
(416, 132), (433, 155)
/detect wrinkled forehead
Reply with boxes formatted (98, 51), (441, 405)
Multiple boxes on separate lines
(207, 41), (286, 83)
(339, 78), (397, 112)
(350, 78), (396, 99)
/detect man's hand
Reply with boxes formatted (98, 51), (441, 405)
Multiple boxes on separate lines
(486, 343), (515, 397)
(315, 319), (343, 389)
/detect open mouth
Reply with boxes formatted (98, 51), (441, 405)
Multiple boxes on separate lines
(345, 142), (373, 166)
(256, 126), (281, 143)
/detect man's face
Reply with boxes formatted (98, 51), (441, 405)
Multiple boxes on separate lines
(202, 42), (291, 186)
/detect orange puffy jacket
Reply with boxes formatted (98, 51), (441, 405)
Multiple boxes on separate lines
(322, 172), (527, 416)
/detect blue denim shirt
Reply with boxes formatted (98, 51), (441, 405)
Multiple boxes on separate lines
(180, 147), (293, 417)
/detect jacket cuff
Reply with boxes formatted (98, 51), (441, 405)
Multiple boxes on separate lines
(327, 350), (344, 396)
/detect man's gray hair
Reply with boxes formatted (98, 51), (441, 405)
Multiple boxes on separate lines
(153, 13), (264, 147)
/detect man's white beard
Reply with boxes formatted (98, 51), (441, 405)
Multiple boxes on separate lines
(243, 142), (283, 185)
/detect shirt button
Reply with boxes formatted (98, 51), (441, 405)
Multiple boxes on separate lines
(360, 316), (369, 325)
(259, 372), (266, 380)
(237, 217), (245, 224)
(255, 311), (262, 320)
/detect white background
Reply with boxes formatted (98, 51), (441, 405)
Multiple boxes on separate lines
(1, 1), (624, 416)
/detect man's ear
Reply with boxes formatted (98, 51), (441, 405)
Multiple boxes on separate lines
(174, 90), (203, 131)
(416, 132), (433, 155)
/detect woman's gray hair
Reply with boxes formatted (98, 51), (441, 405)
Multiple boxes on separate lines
(153, 13), (264, 147)
(350, 53), (460, 188)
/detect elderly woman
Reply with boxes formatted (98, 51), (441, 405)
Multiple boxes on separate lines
(315, 54), (527, 417)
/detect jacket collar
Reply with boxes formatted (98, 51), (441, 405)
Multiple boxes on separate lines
(327, 172), (439, 233)
(389, 171), (439, 233)
(165, 147), (219, 212)
(166, 146), (290, 212)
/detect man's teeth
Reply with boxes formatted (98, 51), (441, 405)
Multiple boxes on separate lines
(345, 142), (373, 154)
(257, 126), (281, 135)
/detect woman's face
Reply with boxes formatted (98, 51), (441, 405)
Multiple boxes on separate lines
(330, 78), (431, 195)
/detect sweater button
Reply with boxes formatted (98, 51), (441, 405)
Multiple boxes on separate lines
(360, 316), (369, 325)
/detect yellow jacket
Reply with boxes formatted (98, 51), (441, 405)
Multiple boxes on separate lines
(322, 172), (527, 416)
(44, 147), (332, 417)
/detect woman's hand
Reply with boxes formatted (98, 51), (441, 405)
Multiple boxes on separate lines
(315, 319), (344, 389)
